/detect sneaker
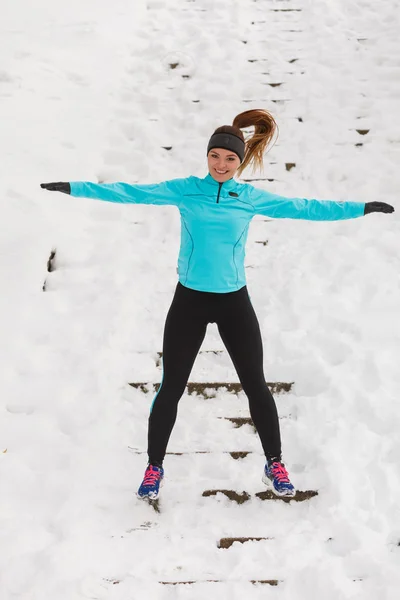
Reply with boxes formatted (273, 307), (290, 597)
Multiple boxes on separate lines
(137, 464), (164, 500)
(262, 460), (296, 497)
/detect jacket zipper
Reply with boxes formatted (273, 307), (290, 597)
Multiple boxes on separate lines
(216, 182), (223, 203)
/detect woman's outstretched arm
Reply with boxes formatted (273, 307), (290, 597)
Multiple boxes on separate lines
(40, 177), (192, 207)
(249, 186), (394, 221)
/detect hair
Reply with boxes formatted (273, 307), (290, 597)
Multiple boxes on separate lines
(211, 109), (279, 177)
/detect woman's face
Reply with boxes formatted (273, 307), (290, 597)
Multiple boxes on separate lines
(207, 148), (241, 183)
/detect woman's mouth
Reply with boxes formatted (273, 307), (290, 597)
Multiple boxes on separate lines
(215, 169), (228, 174)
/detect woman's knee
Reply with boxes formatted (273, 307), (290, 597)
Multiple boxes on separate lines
(238, 371), (266, 390)
(156, 378), (188, 401)
(241, 379), (273, 402)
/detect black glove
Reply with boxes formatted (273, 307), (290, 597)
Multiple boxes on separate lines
(40, 182), (71, 194)
(364, 201), (394, 215)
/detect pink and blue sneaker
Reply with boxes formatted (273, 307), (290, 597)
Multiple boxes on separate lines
(262, 459), (296, 497)
(137, 464), (164, 500)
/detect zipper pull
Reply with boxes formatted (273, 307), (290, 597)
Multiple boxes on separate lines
(217, 182), (223, 204)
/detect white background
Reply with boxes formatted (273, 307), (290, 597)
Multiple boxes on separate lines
(1, 0), (399, 598)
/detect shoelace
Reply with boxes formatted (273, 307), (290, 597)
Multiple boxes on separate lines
(143, 466), (161, 487)
(270, 462), (290, 484)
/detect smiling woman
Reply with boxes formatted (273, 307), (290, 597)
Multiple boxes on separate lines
(40, 108), (394, 504)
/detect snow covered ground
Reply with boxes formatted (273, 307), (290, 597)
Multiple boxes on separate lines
(1, 0), (400, 598)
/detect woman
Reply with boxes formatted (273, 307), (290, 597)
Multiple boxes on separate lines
(41, 109), (394, 500)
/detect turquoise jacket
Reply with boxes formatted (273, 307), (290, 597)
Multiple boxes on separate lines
(70, 174), (365, 293)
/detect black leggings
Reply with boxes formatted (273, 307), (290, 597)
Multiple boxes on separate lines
(147, 282), (282, 466)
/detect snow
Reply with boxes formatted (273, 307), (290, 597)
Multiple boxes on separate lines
(1, 0), (400, 598)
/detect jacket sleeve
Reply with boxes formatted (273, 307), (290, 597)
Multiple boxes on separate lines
(250, 186), (365, 221)
(69, 177), (190, 206)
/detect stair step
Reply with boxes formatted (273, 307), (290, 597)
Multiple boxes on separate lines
(203, 489), (318, 503)
(128, 381), (293, 396)
(218, 537), (272, 549)
(155, 350), (223, 366)
(129, 450), (254, 459)
(160, 579), (279, 586)
(222, 415), (292, 427)
(222, 417), (254, 429)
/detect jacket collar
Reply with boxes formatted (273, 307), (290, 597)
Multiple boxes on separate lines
(203, 172), (238, 191)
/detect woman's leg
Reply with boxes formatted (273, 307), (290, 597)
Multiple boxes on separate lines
(215, 287), (282, 461)
(147, 284), (208, 466)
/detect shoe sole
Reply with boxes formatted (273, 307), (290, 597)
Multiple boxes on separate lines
(262, 473), (296, 498)
(137, 476), (164, 501)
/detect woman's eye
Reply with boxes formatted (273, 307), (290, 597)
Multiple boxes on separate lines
(211, 155), (234, 161)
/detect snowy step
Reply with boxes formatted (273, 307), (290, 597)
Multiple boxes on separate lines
(130, 450), (262, 460)
(220, 415), (296, 428)
(128, 381), (293, 396)
(155, 349), (221, 366)
(222, 415), (292, 429)
(242, 97), (292, 105)
(222, 417), (259, 430)
(246, 56), (303, 64)
(250, 23), (304, 34)
(159, 579), (279, 586)
(217, 537), (272, 549)
(202, 489), (318, 503)
(270, 8), (303, 12)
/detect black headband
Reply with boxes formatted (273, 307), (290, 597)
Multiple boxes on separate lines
(207, 132), (245, 163)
